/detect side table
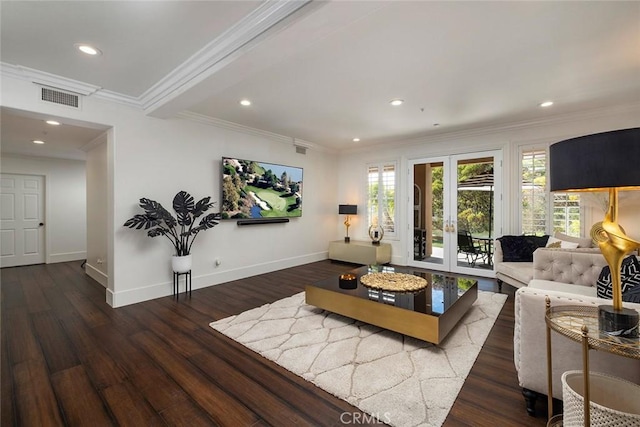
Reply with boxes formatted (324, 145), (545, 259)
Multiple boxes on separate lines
(173, 270), (192, 298)
(544, 300), (640, 426)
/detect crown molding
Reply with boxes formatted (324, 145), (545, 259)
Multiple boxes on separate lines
(1, 63), (101, 96)
(92, 89), (143, 109)
(1, 62), (144, 109)
(140, 0), (312, 114)
(176, 110), (325, 152)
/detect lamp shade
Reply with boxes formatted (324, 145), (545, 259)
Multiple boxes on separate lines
(549, 128), (640, 192)
(339, 204), (357, 215)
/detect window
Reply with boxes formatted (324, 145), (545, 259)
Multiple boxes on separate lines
(521, 149), (547, 235)
(520, 147), (580, 236)
(367, 162), (396, 236)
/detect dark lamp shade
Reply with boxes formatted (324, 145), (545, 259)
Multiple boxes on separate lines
(339, 204), (357, 215)
(549, 128), (640, 192)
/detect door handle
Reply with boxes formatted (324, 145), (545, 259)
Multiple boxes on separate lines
(39, 223), (44, 227)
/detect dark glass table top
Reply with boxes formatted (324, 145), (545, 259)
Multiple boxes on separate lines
(309, 265), (477, 316)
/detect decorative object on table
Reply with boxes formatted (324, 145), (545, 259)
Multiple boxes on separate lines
(123, 190), (220, 273)
(368, 224), (384, 245)
(550, 127), (640, 338)
(360, 272), (427, 292)
(338, 204), (357, 243)
(338, 273), (357, 289)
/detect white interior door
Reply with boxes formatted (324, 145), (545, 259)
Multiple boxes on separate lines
(408, 151), (501, 278)
(1, 174), (45, 267)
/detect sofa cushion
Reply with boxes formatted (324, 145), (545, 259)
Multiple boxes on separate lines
(546, 236), (580, 249)
(498, 235), (549, 262)
(596, 255), (640, 302)
(554, 231), (594, 248)
(498, 261), (534, 285)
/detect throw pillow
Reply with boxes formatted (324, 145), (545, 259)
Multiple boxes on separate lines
(596, 255), (640, 302)
(554, 231), (593, 248)
(498, 235), (549, 262)
(546, 236), (580, 249)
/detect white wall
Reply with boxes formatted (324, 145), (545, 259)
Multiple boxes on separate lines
(336, 104), (640, 266)
(85, 134), (108, 286)
(1, 75), (340, 307)
(0, 154), (87, 263)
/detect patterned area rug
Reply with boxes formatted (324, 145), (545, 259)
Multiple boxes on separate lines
(210, 290), (507, 427)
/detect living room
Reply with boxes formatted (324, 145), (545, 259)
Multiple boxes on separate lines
(1, 1), (639, 426)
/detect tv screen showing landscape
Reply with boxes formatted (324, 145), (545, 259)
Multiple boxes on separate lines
(221, 157), (303, 219)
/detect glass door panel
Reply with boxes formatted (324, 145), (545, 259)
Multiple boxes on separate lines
(455, 156), (495, 274)
(413, 161), (445, 265)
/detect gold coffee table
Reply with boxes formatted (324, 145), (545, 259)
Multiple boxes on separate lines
(305, 265), (477, 344)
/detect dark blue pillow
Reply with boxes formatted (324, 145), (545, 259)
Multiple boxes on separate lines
(498, 235), (549, 262)
(597, 255), (640, 303)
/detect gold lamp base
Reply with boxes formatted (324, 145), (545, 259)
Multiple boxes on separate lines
(592, 188), (640, 338)
(598, 305), (639, 339)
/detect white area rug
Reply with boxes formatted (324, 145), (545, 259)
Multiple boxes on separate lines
(210, 290), (507, 427)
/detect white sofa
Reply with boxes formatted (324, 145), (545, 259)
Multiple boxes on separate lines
(514, 275), (640, 416)
(494, 237), (603, 290)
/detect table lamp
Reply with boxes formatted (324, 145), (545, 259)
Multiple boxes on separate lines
(339, 204), (357, 243)
(549, 127), (640, 338)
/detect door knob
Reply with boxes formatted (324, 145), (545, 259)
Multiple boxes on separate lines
(39, 223), (44, 226)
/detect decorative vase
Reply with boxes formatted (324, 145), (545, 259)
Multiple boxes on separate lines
(172, 254), (192, 273)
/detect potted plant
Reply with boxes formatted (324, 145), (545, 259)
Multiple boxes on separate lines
(124, 191), (220, 272)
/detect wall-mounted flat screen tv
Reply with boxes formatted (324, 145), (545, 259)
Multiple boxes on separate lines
(221, 157), (303, 219)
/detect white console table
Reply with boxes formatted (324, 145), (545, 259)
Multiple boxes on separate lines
(328, 240), (391, 265)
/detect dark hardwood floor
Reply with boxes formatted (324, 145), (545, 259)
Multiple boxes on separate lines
(1, 260), (548, 426)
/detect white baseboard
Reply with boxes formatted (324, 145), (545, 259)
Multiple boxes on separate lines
(109, 251), (328, 308)
(85, 263), (108, 288)
(49, 251), (86, 264)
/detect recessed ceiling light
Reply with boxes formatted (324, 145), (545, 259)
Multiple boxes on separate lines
(352, 138), (360, 142)
(75, 43), (102, 56)
(240, 99), (252, 106)
(32, 140), (45, 144)
(46, 120), (60, 126)
(540, 101), (554, 108)
(390, 99), (404, 106)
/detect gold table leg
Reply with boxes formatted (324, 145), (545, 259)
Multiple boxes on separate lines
(546, 297), (554, 421)
(581, 325), (590, 427)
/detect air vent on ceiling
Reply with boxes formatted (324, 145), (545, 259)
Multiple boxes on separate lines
(41, 87), (79, 108)
(295, 145), (307, 155)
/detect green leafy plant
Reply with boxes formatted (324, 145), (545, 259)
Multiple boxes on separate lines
(124, 191), (219, 256)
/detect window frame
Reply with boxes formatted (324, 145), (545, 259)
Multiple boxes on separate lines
(518, 144), (582, 237)
(366, 161), (397, 239)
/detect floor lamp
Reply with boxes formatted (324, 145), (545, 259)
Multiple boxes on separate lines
(549, 127), (640, 338)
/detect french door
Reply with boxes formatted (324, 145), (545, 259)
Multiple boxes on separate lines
(408, 151), (501, 278)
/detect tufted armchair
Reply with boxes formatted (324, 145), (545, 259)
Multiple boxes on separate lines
(513, 249), (640, 416)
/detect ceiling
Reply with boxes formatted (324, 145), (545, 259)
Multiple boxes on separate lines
(1, 1), (639, 158)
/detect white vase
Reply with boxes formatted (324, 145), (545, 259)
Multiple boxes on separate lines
(172, 254), (192, 273)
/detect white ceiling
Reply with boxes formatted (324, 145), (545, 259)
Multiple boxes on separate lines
(1, 1), (639, 157)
